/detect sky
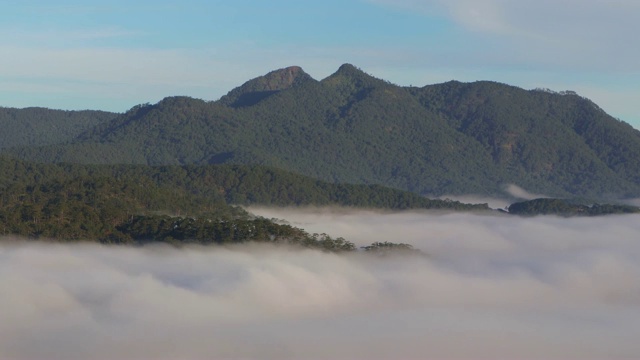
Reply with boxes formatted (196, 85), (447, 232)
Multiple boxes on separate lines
(1, 0), (639, 128)
(3, 209), (640, 359)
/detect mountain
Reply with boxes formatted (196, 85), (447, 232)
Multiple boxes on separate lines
(219, 65), (315, 107)
(0, 107), (116, 149)
(3, 64), (640, 199)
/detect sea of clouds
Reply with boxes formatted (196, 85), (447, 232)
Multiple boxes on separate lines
(2, 208), (640, 359)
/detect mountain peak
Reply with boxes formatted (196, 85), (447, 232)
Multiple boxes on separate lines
(220, 66), (314, 107)
(333, 63), (368, 77)
(337, 63), (360, 72)
(323, 63), (386, 88)
(257, 66), (311, 91)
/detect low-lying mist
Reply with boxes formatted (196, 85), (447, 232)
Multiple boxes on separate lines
(2, 208), (640, 359)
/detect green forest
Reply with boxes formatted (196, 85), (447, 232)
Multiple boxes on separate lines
(3, 64), (640, 199)
(0, 155), (487, 246)
(507, 198), (640, 216)
(1, 64), (639, 246)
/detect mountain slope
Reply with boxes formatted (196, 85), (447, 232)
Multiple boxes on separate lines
(413, 81), (640, 195)
(4, 64), (640, 199)
(0, 155), (488, 212)
(219, 65), (316, 107)
(0, 107), (116, 149)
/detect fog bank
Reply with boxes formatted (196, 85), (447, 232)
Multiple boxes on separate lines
(2, 209), (640, 359)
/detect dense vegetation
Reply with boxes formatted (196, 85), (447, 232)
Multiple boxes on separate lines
(4, 65), (638, 251)
(0, 173), (360, 251)
(0, 107), (115, 148)
(119, 215), (357, 251)
(507, 198), (640, 216)
(0, 156), (488, 211)
(0, 154), (634, 248)
(4, 64), (640, 199)
(361, 241), (422, 255)
(0, 155), (488, 248)
(0, 161), (378, 251)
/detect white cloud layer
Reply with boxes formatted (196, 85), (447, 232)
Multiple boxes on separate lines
(2, 209), (640, 359)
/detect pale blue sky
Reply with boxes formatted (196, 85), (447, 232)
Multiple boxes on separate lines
(1, 0), (639, 128)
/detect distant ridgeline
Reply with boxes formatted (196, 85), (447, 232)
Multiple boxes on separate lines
(3, 64), (640, 200)
(507, 198), (640, 216)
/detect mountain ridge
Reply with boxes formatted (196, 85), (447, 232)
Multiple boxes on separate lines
(220, 65), (315, 107)
(2, 64), (640, 200)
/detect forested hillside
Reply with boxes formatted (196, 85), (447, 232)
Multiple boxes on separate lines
(1, 155), (487, 212)
(507, 198), (640, 216)
(4, 64), (640, 199)
(0, 107), (116, 148)
(0, 155), (484, 245)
